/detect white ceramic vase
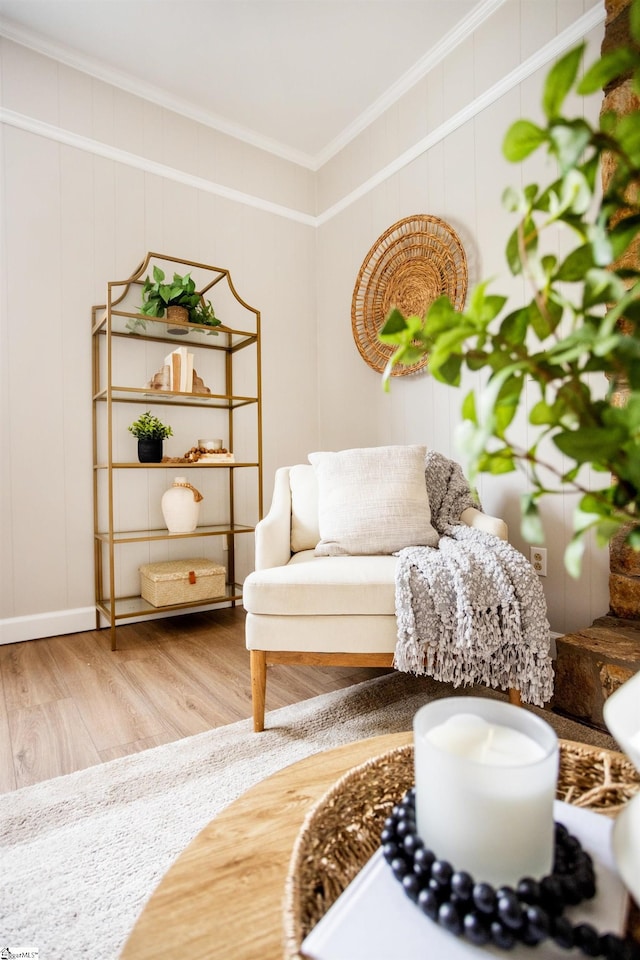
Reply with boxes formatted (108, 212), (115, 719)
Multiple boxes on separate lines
(161, 477), (203, 533)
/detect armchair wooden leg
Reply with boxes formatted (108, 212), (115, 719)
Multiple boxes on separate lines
(508, 688), (522, 707)
(250, 650), (267, 733)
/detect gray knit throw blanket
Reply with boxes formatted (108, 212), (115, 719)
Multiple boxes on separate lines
(394, 451), (554, 707)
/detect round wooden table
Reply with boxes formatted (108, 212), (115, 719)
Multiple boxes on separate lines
(119, 731), (413, 960)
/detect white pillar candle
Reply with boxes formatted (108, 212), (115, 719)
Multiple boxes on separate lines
(413, 697), (558, 887)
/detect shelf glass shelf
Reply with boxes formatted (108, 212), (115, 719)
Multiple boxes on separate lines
(92, 254), (261, 648)
(96, 584), (243, 620)
(94, 461), (259, 470)
(95, 523), (255, 544)
(93, 309), (257, 350)
(94, 386), (258, 409)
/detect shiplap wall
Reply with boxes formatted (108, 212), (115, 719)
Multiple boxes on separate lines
(314, 0), (609, 636)
(0, 0), (610, 642)
(0, 38), (319, 642)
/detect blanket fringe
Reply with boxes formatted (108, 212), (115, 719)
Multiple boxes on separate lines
(394, 524), (554, 707)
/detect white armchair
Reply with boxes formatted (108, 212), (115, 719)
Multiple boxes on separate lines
(243, 460), (512, 732)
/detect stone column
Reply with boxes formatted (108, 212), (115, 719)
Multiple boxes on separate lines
(602, 0), (640, 618)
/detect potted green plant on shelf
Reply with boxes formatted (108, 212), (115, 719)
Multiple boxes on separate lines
(128, 266), (222, 335)
(379, 8), (640, 575)
(128, 411), (173, 463)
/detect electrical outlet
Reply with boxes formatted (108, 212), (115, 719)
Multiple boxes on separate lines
(530, 547), (547, 577)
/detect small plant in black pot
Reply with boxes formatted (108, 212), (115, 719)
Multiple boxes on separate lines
(128, 411), (173, 463)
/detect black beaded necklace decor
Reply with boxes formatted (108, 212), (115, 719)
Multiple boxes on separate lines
(382, 788), (640, 960)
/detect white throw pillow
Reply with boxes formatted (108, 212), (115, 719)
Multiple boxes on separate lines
(290, 464), (320, 552)
(308, 445), (439, 556)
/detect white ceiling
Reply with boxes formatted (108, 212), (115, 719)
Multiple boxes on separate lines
(0, 0), (482, 165)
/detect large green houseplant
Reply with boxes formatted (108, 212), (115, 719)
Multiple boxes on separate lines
(380, 4), (640, 574)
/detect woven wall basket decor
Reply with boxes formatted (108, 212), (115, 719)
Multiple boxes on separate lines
(351, 214), (468, 376)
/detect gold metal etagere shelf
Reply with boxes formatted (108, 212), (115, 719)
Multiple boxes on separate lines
(92, 252), (262, 650)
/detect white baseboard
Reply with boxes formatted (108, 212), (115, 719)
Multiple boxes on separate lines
(0, 602), (234, 644)
(0, 607), (97, 644)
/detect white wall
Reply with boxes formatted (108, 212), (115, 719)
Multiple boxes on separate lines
(0, 0), (611, 641)
(0, 38), (319, 642)
(314, 0), (609, 635)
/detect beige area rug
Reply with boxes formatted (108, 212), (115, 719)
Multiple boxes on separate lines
(0, 671), (619, 960)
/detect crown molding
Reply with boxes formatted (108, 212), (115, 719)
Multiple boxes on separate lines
(0, 15), (318, 170)
(316, 2), (606, 225)
(0, 0), (509, 173)
(0, 2), (605, 229)
(0, 107), (317, 226)
(312, 0), (508, 169)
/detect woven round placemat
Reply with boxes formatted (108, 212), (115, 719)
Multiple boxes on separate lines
(351, 214), (468, 376)
(283, 740), (640, 960)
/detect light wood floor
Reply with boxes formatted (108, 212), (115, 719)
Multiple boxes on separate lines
(0, 606), (391, 795)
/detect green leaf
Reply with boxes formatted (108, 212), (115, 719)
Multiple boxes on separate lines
(379, 307), (411, 336)
(528, 298), (561, 340)
(466, 349), (490, 371)
(521, 494), (545, 544)
(424, 295), (459, 335)
(553, 426), (626, 464)
(529, 400), (555, 426)
(595, 519), (624, 547)
(556, 244), (596, 282)
(556, 380), (592, 420)
(549, 119), (592, 173)
(141, 300), (163, 317)
(583, 268), (626, 310)
(632, 0), (640, 43)
(485, 449), (516, 474)
(505, 217), (537, 276)
(587, 218), (614, 266)
(502, 183), (539, 215)
(502, 186), (520, 213)
(462, 390), (477, 423)
(481, 294), (508, 324)
(578, 47), (640, 95)
(540, 254), (558, 278)
(500, 307), (528, 345)
(429, 325), (474, 363)
(564, 534), (585, 578)
(503, 120), (546, 162)
(432, 353), (462, 386)
(579, 492), (611, 517)
(493, 374), (524, 436)
(558, 168), (592, 216)
(379, 311), (425, 348)
(152, 265), (165, 283)
(600, 109), (619, 135)
(610, 214), (640, 259)
(543, 45), (585, 119)
(618, 112), (640, 166)
(580, 153), (600, 191)
(505, 227), (522, 276)
(468, 280), (491, 321)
